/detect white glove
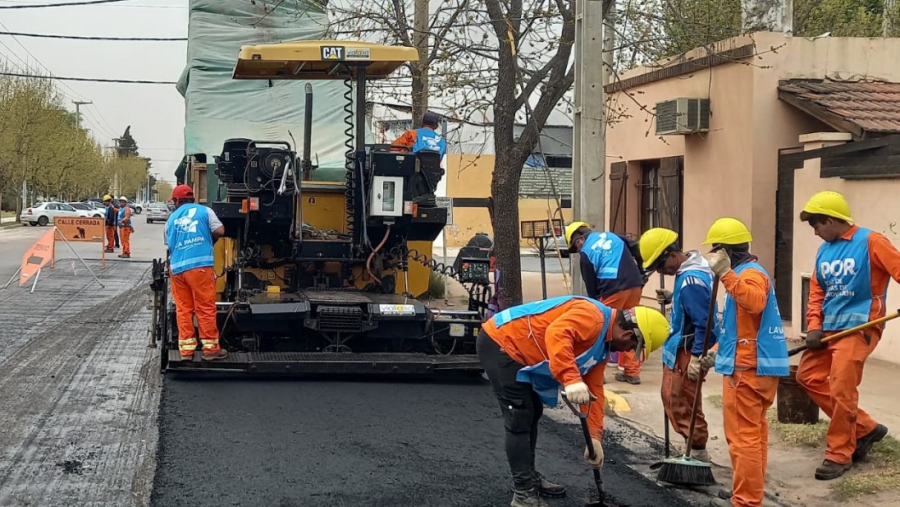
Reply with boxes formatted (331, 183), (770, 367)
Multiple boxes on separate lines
(563, 381), (592, 405)
(704, 249), (731, 277)
(700, 349), (717, 370)
(585, 438), (604, 469)
(687, 355), (703, 382)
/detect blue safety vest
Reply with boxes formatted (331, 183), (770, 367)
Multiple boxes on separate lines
(662, 269), (718, 370)
(412, 128), (447, 158)
(166, 203), (215, 275)
(715, 262), (789, 377)
(816, 227), (878, 331)
(117, 206), (131, 227)
(582, 232), (626, 280)
(490, 295), (612, 407)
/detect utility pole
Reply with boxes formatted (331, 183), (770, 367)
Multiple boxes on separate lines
(886, 0), (897, 37)
(411, 0), (429, 122)
(571, 0), (613, 295)
(72, 100), (92, 129)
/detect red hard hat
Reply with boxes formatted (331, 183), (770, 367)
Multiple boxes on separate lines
(171, 184), (194, 200)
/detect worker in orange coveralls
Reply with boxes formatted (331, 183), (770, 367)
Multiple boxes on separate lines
(477, 296), (669, 507)
(796, 191), (895, 480)
(102, 194), (117, 253)
(390, 110), (447, 159)
(116, 196), (133, 258)
(164, 184), (228, 361)
(565, 221), (647, 384)
(695, 217), (789, 507)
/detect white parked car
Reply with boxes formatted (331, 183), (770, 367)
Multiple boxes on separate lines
(145, 202), (170, 224)
(67, 202), (105, 218)
(20, 202), (83, 226)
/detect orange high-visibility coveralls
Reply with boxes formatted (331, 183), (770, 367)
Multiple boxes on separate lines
(171, 267), (220, 357)
(601, 287), (642, 376)
(118, 206), (132, 256)
(713, 265), (778, 507)
(481, 298), (613, 439)
(797, 226), (900, 465)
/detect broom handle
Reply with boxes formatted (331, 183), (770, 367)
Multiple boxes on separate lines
(787, 310), (900, 356)
(660, 273), (671, 459)
(685, 273), (720, 454)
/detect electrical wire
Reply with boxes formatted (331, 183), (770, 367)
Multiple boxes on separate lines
(0, 0), (132, 8)
(0, 71), (177, 84)
(0, 31), (186, 41)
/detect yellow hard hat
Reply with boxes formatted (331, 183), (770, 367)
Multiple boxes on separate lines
(639, 228), (679, 270)
(564, 221), (590, 248)
(802, 190), (853, 223)
(702, 217), (753, 246)
(103, 194), (112, 202)
(630, 306), (670, 362)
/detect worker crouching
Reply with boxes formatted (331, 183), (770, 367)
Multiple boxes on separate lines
(797, 191), (894, 480)
(165, 184), (228, 361)
(639, 228), (719, 463)
(698, 218), (789, 507)
(565, 221), (647, 384)
(477, 295), (668, 507)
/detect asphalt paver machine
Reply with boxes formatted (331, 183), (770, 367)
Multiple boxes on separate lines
(150, 41), (492, 374)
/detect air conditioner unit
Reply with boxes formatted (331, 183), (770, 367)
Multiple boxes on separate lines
(655, 98), (710, 135)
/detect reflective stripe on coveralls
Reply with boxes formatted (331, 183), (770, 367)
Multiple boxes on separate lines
(490, 295), (612, 407)
(798, 225), (900, 464)
(600, 288), (642, 377)
(714, 261), (787, 507)
(170, 266), (220, 356)
(581, 232), (626, 280)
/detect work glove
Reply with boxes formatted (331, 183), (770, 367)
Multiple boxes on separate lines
(656, 289), (673, 306)
(806, 329), (826, 350)
(584, 438), (604, 469)
(563, 381), (593, 405)
(704, 249), (731, 278)
(699, 349), (717, 370)
(687, 355), (703, 382)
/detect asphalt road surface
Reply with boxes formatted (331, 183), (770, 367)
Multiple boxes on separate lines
(152, 375), (703, 507)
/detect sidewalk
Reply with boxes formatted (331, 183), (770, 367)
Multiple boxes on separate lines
(473, 274), (900, 507)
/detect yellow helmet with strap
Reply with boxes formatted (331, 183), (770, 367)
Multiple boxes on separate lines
(102, 194), (113, 202)
(702, 217), (753, 246)
(564, 221), (590, 249)
(638, 228), (679, 270)
(628, 306), (670, 362)
(802, 190), (853, 223)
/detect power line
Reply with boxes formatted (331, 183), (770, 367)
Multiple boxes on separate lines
(0, 71), (177, 84)
(0, 0), (132, 9)
(0, 31), (186, 41)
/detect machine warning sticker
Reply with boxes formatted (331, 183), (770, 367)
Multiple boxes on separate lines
(379, 304), (416, 316)
(345, 48), (371, 60)
(321, 46), (345, 60)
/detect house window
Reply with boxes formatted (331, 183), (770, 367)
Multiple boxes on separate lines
(800, 275), (810, 335)
(638, 156), (683, 237)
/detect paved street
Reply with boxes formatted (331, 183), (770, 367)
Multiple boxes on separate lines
(0, 219), (702, 507)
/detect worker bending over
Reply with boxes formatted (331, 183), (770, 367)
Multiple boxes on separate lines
(797, 191), (896, 480)
(639, 227), (718, 463)
(390, 110), (447, 158)
(165, 184), (228, 361)
(477, 295), (668, 507)
(117, 196), (133, 259)
(565, 221), (646, 384)
(697, 218), (789, 507)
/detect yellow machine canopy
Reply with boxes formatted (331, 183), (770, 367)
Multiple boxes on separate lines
(232, 40), (418, 80)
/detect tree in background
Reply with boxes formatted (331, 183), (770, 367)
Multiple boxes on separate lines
(155, 181), (174, 203)
(116, 126), (139, 158)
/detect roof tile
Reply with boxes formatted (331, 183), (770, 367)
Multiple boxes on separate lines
(778, 80), (900, 133)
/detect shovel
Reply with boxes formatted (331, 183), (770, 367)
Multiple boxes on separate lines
(787, 310), (900, 357)
(561, 390), (613, 507)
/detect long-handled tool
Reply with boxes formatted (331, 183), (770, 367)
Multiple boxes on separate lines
(655, 274), (718, 487)
(787, 310), (900, 357)
(561, 391), (613, 507)
(659, 273), (672, 460)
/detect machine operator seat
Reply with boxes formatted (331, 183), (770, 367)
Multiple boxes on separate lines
(411, 150), (444, 206)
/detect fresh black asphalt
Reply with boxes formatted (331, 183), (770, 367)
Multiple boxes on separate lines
(152, 374), (701, 507)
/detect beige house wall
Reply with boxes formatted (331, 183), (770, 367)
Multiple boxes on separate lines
(605, 32), (900, 314)
(791, 134), (900, 364)
(444, 153), (573, 248)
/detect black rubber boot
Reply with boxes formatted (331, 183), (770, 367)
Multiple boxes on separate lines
(510, 487), (550, 507)
(853, 424), (888, 463)
(533, 471), (566, 498)
(708, 498), (734, 507)
(815, 459), (852, 480)
(615, 372), (641, 385)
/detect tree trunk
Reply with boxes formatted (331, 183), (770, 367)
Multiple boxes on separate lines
(886, 0), (897, 37)
(411, 0), (430, 123)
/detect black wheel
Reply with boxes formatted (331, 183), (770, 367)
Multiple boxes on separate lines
(147, 219), (152, 224)
(37, 216), (48, 226)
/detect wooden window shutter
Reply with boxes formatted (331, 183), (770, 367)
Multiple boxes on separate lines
(658, 156), (683, 237)
(609, 162), (627, 235)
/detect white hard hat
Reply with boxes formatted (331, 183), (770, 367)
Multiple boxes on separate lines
(118, 196), (128, 202)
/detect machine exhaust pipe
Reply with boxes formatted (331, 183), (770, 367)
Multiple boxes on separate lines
(302, 83), (314, 180)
